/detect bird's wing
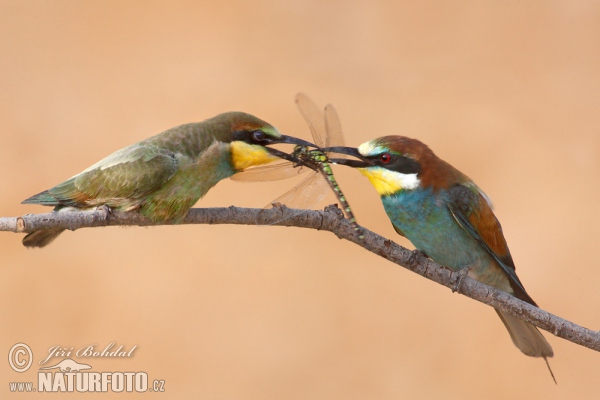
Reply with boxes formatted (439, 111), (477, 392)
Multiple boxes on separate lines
(391, 223), (407, 238)
(47, 145), (180, 206)
(447, 183), (535, 305)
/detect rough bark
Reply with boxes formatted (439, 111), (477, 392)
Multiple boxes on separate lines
(1, 205), (598, 352)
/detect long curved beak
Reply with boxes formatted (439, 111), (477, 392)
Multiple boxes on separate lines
(272, 135), (317, 148)
(321, 146), (362, 157)
(321, 146), (373, 168)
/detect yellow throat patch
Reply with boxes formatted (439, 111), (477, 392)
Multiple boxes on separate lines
(358, 167), (419, 196)
(230, 141), (279, 171)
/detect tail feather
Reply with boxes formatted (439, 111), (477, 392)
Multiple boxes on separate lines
(22, 228), (66, 248)
(495, 309), (556, 383)
(22, 190), (59, 205)
(22, 190), (66, 247)
(495, 309), (553, 357)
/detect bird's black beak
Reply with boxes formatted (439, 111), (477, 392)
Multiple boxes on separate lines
(320, 146), (373, 168)
(271, 134), (317, 148)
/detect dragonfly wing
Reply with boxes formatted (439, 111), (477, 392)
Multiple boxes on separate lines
(324, 104), (345, 149)
(266, 172), (329, 210)
(295, 93), (328, 147)
(231, 161), (308, 182)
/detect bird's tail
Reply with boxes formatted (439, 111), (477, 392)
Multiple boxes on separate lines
(495, 309), (556, 382)
(22, 190), (60, 205)
(22, 228), (66, 248)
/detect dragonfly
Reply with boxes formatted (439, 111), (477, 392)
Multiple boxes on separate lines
(232, 93), (363, 237)
(289, 145), (363, 238)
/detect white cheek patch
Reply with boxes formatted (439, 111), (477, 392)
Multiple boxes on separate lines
(394, 171), (420, 190)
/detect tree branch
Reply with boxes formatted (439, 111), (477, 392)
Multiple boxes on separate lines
(2, 206), (598, 352)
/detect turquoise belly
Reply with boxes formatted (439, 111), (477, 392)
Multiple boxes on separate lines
(381, 188), (491, 272)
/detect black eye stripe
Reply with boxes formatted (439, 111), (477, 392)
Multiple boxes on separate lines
(369, 153), (421, 174)
(232, 130), (272, 144)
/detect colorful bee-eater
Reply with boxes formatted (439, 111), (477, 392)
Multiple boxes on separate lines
(22, 112), (314, 247)
(325, 136), (554, 378)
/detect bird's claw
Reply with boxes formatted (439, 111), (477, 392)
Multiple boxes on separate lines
(95, 205), (113, 219)
(452, 267), (471, 293)
(408, 249), (427, 270)
(324, 204), (344, 218)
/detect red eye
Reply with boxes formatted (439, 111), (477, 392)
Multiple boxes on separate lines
(379, 153), (392, 163)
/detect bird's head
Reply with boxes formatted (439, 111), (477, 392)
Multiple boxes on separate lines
(324, 136), (462, 196)
(222, 112), (316, 171)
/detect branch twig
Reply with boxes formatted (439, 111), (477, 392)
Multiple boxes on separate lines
(1, 206), (598, 352)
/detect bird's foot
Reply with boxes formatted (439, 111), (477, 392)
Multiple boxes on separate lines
(95, 205), (113, 219)
(407, 250), (428, 271)
(452, 267), (471, 293)
(324, 204), (344, 218)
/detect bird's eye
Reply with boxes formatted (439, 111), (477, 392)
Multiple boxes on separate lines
(379, 153), (392, 163)
(252, 131), (266, 141)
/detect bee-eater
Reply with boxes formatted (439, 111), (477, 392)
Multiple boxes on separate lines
(324, 136), (554, 374)
(22, 112), (314, 247)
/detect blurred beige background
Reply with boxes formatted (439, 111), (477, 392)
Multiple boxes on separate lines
(1, 1), (599, 399)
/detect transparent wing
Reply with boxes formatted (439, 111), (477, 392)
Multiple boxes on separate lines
(268, 172), (329, 210)
(263, 172), (333, 226)
(324, 104), (346, 150)
(295, 93), (328, 147)
(231, 161), (308, 182)
(295, 94), (345, 149)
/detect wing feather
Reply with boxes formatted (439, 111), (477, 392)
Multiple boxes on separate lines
(447, 184), (535, 305)
(47, 145), (180, 207)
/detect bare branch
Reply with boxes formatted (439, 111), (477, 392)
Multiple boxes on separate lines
(2, 206), (598, 352)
